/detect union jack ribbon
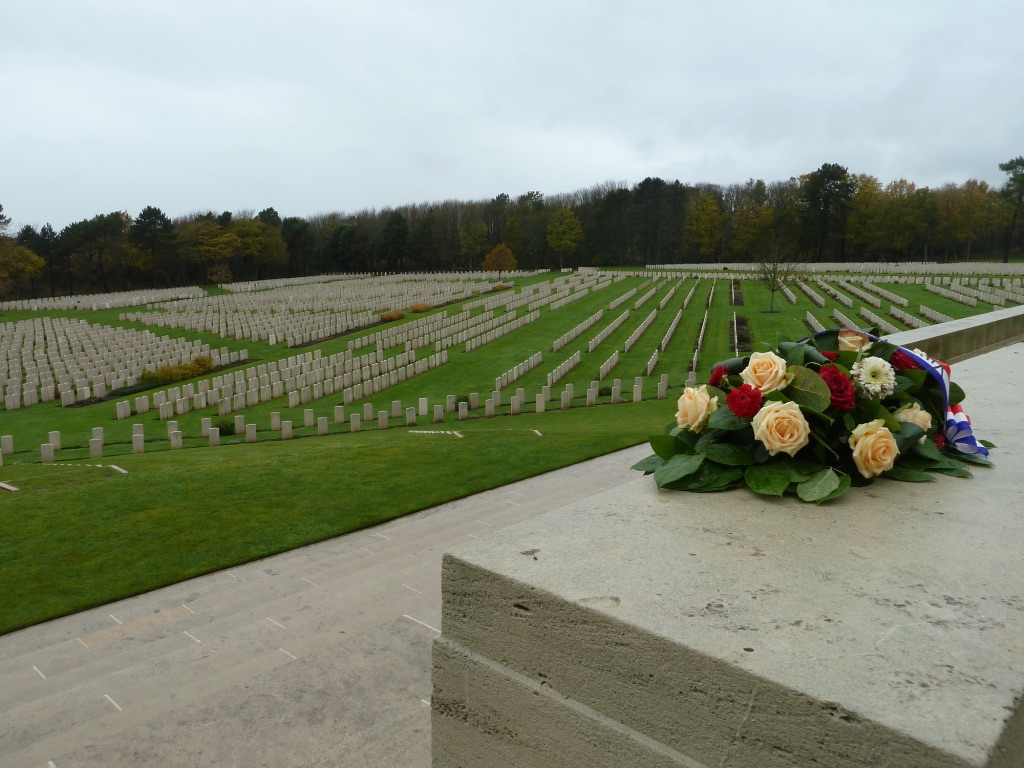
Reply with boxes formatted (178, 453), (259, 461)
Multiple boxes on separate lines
(898, 346), (989, 457)
(803, 330), (989, 457)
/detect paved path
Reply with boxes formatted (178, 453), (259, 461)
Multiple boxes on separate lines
(0, 444), (651, 768)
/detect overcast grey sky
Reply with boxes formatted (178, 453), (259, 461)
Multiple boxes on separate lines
(3, 0), (1022, 232)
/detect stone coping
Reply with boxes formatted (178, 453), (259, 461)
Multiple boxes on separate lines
(434, 343), (1024, 767)
(886, 303), (1024, 363)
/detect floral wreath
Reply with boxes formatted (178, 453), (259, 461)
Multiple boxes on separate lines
(633, 328), (994, 503)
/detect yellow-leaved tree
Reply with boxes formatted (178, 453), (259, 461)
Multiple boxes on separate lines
(481, 244), (516, 280)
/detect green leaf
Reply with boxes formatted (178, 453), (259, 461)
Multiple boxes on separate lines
(695, 429), (727, 452)
(932, 464), (973, 479)
(744, 465), (791, 496)
(631, 454), (665, 474)
(682, 463), (745, 492)
(949, 451), (993, 466)
(900, 369), (928, 393)
(892, 422), (925, 454)
(891, 375), (916, 395)
(781, 456), (822, 482)
(802, 346), (832, 365)
(657, 460), (743, 492)
(649, 433), (683, 459)
(980, 439), (997, 449)
(707, 407), (749, 431)
(797, 467), (841, 502)
(778, 341), (806, 366)
(714, 356), (749, 375)
(911, 437), (944, 462)
(703, 442), (758, 466)
(884, 466), (936, 482)
(783, 365), (832, 412)
(654, 453), (706, 487)
(815, 473), (852, 503)
(948, 381), (966, 406)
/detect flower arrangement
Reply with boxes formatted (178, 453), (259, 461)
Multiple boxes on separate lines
(633, 328), (994, 503)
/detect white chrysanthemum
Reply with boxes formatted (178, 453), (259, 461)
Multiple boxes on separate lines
(851, 356), (896, 399)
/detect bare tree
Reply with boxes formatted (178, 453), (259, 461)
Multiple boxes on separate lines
(757, 239), (797, 312)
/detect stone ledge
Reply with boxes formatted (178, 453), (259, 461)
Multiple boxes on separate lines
(885, 304), (1024, 363)
(433, 344), (1024, 767)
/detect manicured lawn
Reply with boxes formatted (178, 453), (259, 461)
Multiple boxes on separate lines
(0, 401), (669, 634)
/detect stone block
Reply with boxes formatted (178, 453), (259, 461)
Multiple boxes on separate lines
(41, 443), (54, 464)
(406, 407), (417, 427)
(89, 438), (103, 459)
(334, 405), (345, 425)
(201, 417), (211, 437)
(281, 420), (293, 439)
(349, 414), (361, 433)
(304, 408), (315, 428)
(363, 402), (374, 421)
(378, 411), (388, 430)
(433, 404), (444, 424)
(234, 415), (245, 435)
(317, 417), (328, 436)
(432, 345), (1024, 768)
(245, 423), (257, 443)
(169, 431), (183, 450)
(271, 411), (281, 431)
(1, 435), (13, 455)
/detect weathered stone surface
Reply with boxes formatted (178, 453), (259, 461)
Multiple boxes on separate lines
(435, 344), (1024, 768)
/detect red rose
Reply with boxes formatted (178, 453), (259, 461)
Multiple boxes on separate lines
(933, 433), (946, 451)
(819, 365), (856, 410)
(726, 384), (763, 418)
(708, 365), (727, 388)
(821, 351), (839, 361)
(889, 349), (922, 371)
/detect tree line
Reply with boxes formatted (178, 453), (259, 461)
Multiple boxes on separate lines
(1, 158), (1022, 299)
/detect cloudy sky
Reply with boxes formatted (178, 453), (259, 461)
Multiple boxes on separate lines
(3, 0), (1022, 232)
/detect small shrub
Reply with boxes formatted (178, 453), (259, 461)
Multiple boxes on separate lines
(138, 355), (216, 386)
(213, 417), (234, 434)
(490, 283), (512, 292)
(380, 310), (405, 322)
(598, 386), (612, 397)
(410, 303), (432, 313)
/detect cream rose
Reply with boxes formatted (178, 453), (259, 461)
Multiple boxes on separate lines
(894, 403), (932, 440)
(838, 329), (872, 352)
(751, 400), (811, 457)
(848, 419), (899, 478)
(675, 385), (718, 433)
(740, 351), (793, 395)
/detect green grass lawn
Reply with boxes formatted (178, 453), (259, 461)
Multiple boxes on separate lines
(0, 269), (1016, 634)
(0, 401), (670, 634)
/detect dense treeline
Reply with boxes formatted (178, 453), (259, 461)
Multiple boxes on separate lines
(2, 158), (1023, 299)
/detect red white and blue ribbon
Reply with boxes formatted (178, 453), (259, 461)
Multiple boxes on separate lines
(898, 346), (989, 457)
